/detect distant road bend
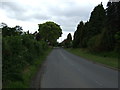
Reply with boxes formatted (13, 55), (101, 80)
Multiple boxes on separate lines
(32, 48), (118, 88)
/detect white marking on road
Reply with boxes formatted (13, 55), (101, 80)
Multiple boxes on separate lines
(95, 80), (103, 87)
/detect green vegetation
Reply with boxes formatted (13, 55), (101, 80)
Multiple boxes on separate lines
(5, 48), (52, 88)
(61, 33), (72, 48)
(61, 2), (120, 53)
(2, 21), (61, 88)
(66, 48), (118, 69)
(1, 1), (120, 88)
(61, 1), (120, 70)
(38, 21), (62, 46)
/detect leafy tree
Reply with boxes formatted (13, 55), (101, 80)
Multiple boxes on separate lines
(2, 24), (48, 87)
(35, 32), (41, 41)
(38, 21), (62, 45)
(2, 23), (23, 37)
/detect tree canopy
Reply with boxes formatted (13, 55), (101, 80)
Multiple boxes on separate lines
(38, 21), (62, 45)
(71, 2), (120, 53)
(2, 23), (23, 37)
(73, 21), (84, 48)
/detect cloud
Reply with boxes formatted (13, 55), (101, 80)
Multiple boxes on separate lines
(0, 0), (108, 42)
(1, 2), (26, 12)
(47, 2), (91, 18)
(0, 2), (51, 21)
(1, 0), (92, 22)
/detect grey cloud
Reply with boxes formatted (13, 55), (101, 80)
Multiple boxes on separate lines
(8, 12), (51, 21)
(62, 26), (76, 32)
(47, 2), (90, 20)
(30, 13), (51, 20)
(0, 0), (103, 34)
(43, 1), (92, 32)
(52, 16), (85, 32)
(1, 2), (51, 21)
(1, 1), (90, 22)
(1, 2), (26, 13)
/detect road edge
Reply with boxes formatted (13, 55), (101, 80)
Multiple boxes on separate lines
(64, 48), (119, 71)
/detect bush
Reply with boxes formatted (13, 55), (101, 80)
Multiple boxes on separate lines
(2, 34), (48, 87)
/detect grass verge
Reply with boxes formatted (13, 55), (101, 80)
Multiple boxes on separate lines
(66, 48), (118, 70)
(5, 48), (52, 88)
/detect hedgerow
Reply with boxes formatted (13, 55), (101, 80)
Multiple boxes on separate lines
(2, 30), (48, 87)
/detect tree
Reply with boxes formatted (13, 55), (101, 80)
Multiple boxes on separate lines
(87, 2), (120, 52)
(38, 21), (62, 45)
(64, 33), (72, 48)
(115, 31), (120, 53)
(81, 21), (89, 47)
(105, 1), (120, 50)
(88, 28), (114, 52)
(88, 3), (106, 37)
(67, 33), (72, 41)
(2, 23), (49, 87)
(0, 22), (7, 28)
(73, 21), (84, 48)
(2, 24), (23, 37)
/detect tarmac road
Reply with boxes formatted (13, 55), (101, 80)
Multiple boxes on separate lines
(32, 48), (118, 88)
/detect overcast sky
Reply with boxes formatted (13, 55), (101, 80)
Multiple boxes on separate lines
(0, 0), (108, 42)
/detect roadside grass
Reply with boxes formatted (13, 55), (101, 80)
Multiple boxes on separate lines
(66, 48), (118, 70)
(5, 48), (52, 88)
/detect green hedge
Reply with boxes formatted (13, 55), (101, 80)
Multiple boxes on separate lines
(2, 34), (48, 87)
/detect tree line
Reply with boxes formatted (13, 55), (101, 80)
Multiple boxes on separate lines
(61, 1), (120, 54)
(2, 21), (62, 87)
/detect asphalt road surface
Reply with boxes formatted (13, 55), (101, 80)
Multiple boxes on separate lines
(38, 48), (118, 88)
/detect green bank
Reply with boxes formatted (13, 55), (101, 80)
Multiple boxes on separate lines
(66, 48), (118, 70)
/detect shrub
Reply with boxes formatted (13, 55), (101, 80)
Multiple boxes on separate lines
(2, 34), (48, 86)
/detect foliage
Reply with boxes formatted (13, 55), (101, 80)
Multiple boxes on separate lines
(105, 2), (120, 50)
(2, 23), (23, 37)
(115, 31), (120, 53)
(72, 2), (120, 55)
(38, 21), (62, 46)
(63, 33), (72, 48)
(73, 21), (84, 48)
(67, 33), (72, 41)
(88, 3), (106, 37)
(2, 24), (48, 87)
(88, 28), (114, 52)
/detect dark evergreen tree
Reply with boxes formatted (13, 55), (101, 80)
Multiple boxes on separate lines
(65, 33), (72, 48)
(73, 21), (84, 48)
(105, 1), (120, 50)
(88, 3), (106, 37)
(67, 33), (72, 41)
